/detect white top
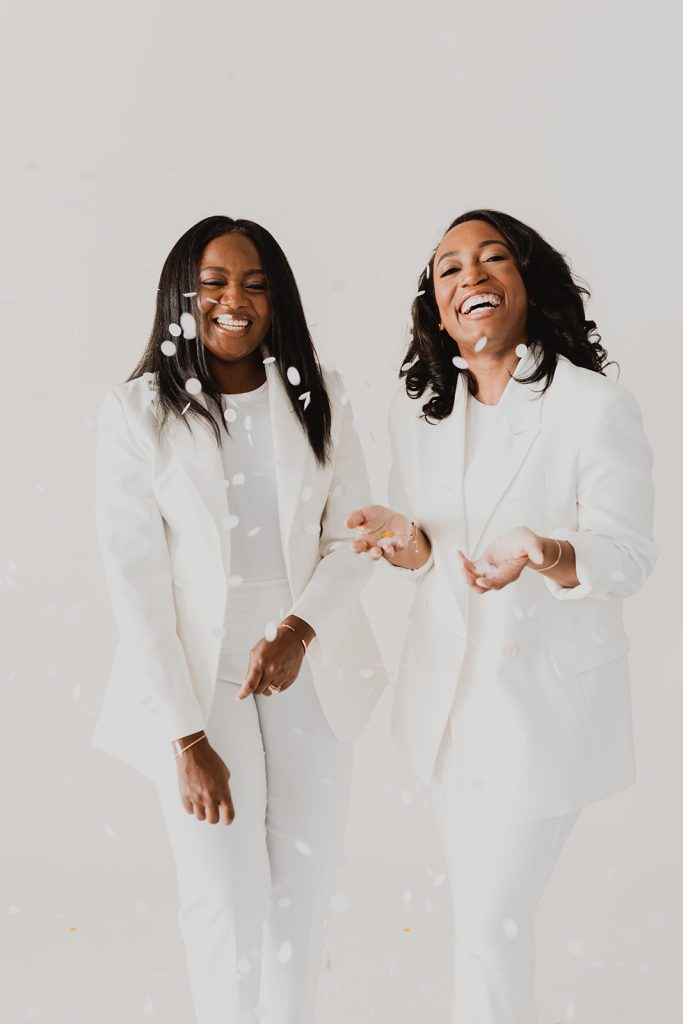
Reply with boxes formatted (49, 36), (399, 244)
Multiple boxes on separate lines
(464, 393), (499, 474)
(219, 379), (289, 584)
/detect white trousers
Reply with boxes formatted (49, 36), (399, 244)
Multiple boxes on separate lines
(429, 719), (580, 1024)
(155, 580), (353, 1024)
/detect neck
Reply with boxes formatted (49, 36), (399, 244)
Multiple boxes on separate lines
(206, 349), (267, 394)
(464, 340), (527, 405)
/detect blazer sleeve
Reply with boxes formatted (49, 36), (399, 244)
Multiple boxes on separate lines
(286, 376), (376, 651)
(95, 389), (206, 740)
(385, 387), (434, 580)
(543, 385), (657, 601)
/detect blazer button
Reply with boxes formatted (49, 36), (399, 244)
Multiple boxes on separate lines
(502, 645), (517, 658)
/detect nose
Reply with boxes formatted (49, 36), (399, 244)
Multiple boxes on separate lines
(459, 260), (489, 288)
(218, 282), (247, 310)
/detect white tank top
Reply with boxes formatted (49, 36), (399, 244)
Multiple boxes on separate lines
(219, 380), (289, 584)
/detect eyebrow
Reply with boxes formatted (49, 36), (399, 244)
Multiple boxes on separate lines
(436, 239), (509, 265)
(199, 265), (265, 274)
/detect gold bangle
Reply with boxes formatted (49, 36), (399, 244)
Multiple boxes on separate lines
(408, 521), (420, 554)
(280, 621), (307, 655)
(173, 732), (207, 759)
(534, 538), (563, 573)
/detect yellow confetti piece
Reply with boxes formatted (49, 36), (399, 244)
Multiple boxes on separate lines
(67, 927), (77, 932)
(380, 530), (395, 538)
(403, 927), (412, 933)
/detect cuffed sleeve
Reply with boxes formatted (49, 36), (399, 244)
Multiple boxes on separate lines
(541, 386), (657, 601)
(95, 389), (206, 740)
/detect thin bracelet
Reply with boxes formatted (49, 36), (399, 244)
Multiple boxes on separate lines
(408, 521), (420, 554)
(173, 732), (207, 759)
(279, 622), (308, 654)
(534, 538), (563, 573)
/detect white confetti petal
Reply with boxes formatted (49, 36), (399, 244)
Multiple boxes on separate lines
(263, 356), (276, 364)
(403, 889), (413, 905)
(244, 414), (252, 432)
(340, 391), (350, 406)
(104, 821), (116, 839)
(169, 323), (182, 337)
(475, 335), (488, 352)
(143, 994), (154, 1016)
(277, 941), (293, 964)
(224, 407), (237, 423)
(247, 526), (261, 538)
(72, 685), (81, 699)
(515, 343), (528, 358)
(181, 402), (190, 416)
(265, 622), (277, 641)
(286, 366), (301, 386)
(566, 935), (585, 956)
(330, 893), (348, 912)
(182, 291), (197, 298)
(228, 575), (243, 587)
(185, 377), (202, 395)
(232, 473), (246, 485)
(160, 340), (177, 356)
(8, 905), (20, 915)
(299, 390), (311, 410)
(301, 486), (312, 501)
(332, 485), (344, 498)
(432, 873), (447, 887)
(452, 356), (469, 370)
(180, 312), (196, 339)
(224, 515), (240, 530)
(527, 604), (537, 618)
(360, 667), (374, 679)
(502, 917), (519, 938)
(294, 839), (312, 857)
(415, 290), (425, 298)
(513, 606), (525, 620)
(425, 263), (431, 280)
(305, 523), (321, 536)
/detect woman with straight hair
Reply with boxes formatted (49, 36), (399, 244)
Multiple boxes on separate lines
(93, 215), (385, 1024)
(347, 209), (657, 1022)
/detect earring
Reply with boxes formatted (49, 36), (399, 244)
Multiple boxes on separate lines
(438, 322), (444, 331)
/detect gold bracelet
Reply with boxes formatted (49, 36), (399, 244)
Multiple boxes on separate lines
(408, 521), (420, 554)
(534, 538), (563, 573)
(280, 622), (308, 655)
(173, 732), (207, 759)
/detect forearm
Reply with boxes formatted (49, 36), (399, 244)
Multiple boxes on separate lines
(528, 536), (579, 589)
(385, 523), (432, 570)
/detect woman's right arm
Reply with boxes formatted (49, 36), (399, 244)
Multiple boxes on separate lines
(95, 389), (206, 741)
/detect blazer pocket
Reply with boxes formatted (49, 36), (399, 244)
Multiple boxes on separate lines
(506, 470), (547, 499)
(549, 624), (631, 678)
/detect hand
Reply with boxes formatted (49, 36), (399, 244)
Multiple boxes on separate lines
(345, 504), (413, 561)
(236, 617), (312, 701)
(175, 735), (235, 825)
(458, 526), (545, 593)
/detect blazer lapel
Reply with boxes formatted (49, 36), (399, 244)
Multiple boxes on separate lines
(464, 346), (545, 557)
(415, 378), (469, 629)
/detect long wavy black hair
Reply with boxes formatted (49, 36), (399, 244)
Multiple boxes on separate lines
(128, 216), (333, 466)
(402, 209), (615, 421)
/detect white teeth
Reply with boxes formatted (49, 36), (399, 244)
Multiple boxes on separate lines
(216, 315), (250, 328)
(461, 292), (502, 315)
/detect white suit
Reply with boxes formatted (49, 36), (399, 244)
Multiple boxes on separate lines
(93, 357), (386, 1024)
(387, 346), (656, 1022)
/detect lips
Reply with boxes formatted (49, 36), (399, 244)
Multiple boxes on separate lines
(213, 315), (252, 334)
(459, 291), (503, 316)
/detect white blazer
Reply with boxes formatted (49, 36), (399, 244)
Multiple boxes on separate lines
(388, 347), (657, 822)
(93, 357), (386, 781)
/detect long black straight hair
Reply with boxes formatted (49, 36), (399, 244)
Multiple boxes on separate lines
(128, 216), (333, 466)
(402, 209), (615, 421)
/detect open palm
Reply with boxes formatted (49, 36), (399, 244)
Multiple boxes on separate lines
(458, 526), (544, 593)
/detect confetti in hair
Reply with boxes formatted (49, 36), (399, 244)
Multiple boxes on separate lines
(452, 356), (469, 370)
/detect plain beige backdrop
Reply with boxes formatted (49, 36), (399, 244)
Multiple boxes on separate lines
(2, 1), (681, 1021)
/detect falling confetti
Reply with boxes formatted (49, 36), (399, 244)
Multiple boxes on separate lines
(277, 941), (293, 964)
(432, 873), (446, 887)
(475, 335), (488, 352)
(160, 340), (177, 356)
(182, 291), (197, 298)
(330, 894), (348, 912)
(287, 366), (301, 386)
(299, 391), (311, 410)
(452, 356), (469, 370)
(185, 377), (202, 395)
(502, 918), (519, 938)
(263, 356), (276, 365)
(169, 323), (182, 337)
(104, 821), (116, 840)
(265, 622), (277, 641)
(244, 414), (253, 432)
(402, 890), (413, 905)
(513, 606), (525, 621)
(72, 685), (82, 699)
(247, 527), (261, 538)
(566, 936), (585, 956)
(340, 392), (351, 406)
(415, 290), (425, 298)
(473, 559), (500, 579)
(425, 263), (431, 280)
(232, 473), (246, 485)
(301, 486), (312, 501)
(294, 839), (313, 857)
(224, 515), (240, 530)
(228, 575), (244, 587)
(8, 905), (20, 915)
(180, 312), (196, 339)
(527, 604), (537, 618)
(224, 407), (237, 423)
(515, 343), (528, 358)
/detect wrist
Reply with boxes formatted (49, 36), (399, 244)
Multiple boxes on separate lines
(530, 536), (563, 573)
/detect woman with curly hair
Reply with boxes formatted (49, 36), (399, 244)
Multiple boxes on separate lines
(347, 210), (657, 1022)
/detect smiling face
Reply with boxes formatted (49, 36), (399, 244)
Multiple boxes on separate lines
(433, 220), (529, 356)
(196, 233), (272, 365)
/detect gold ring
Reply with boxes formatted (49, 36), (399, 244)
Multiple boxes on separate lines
(268, 683), (283, 693)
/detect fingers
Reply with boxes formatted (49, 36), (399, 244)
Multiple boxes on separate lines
(236, 663), (263, 701)
(457, 550), (489, 594)
(345, 508), (367, 529)
(219, 795), (235, 826)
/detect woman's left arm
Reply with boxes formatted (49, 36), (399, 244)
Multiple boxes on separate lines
(542, 385), (657, 601)
(285, 376), (373, 652)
